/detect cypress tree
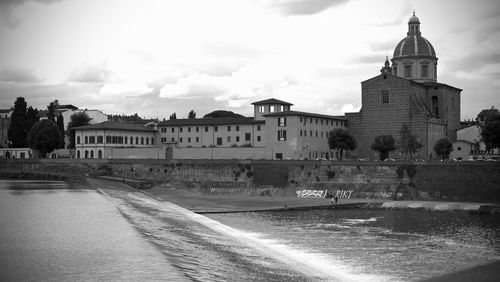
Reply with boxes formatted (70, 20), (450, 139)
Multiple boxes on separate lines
(7, 97), (28, 148)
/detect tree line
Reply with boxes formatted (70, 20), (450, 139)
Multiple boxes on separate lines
(6, 97), (91, 157)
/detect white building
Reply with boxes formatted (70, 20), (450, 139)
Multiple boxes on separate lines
(73, 122), (159, 159)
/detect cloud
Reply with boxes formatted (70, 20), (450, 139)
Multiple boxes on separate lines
(0, 66), (42, 83)
(265, 0), (350, 16)
(100, 81), (154, 97)
(0, 0), (62, 28)
(66, 62), (111, 83)
(340, 104), (361, 113)
(159, 73), (230, 99)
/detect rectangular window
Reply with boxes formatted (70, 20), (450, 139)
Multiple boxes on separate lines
(227, 136), (231, 142)
(257, 125), (261, 131)
(422, 65), (429, 78)
(171, 128), (174, 133)
(188, 127), (191, 132)
(278, 117), (287, 127)
(236, 136), (240, 142)
(180, 137), (183, 142)
(245, 133), (251, 141)
(171, 137), (175, 142)
(188, 137), (191, 143)
(382, 91), (389, 104)
(280, 105), (284, 111)
(216, 137), (222, 146)
(97, 136), (103, 144)
(205, 126), (208, 132)
(214, 126), (218, 132)
(277, 130), (287, 141)
(236, 126), (239, 131)
(310, 130), (312, 136)
(258, 105), (265, 113)
(404, 65), (412, 78)
(180, 127), (183, 133)
(300, 130), (302, 137)
(257, 136), (261, 142)
(196, 137), (199, 142)
(196, 127), (199, 132)
(269, 105), (275, 113)
(227, 126), (231, 131)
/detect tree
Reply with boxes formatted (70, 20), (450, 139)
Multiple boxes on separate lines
(203, 110), (244, 118)
(328, 128), (357, 160)
(47, 102), (56, 122)
(169, 112), (177, 120)
(28, 119), (62, 158)
(25, 106), (39, 133)
(7, 97), (28, 148)
(67, 112), (91, 149)
(481, 115), (500, 150)
(399, 124), (422, 158)
(433, 138), (453, 160)
(56, 113), (65, 149)
(188, 110), (196, 119)
(371, 135), (397, 160)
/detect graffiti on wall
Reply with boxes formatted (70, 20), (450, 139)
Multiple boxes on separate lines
(296, 189), (328, 198)
(335, 190), (353, 199)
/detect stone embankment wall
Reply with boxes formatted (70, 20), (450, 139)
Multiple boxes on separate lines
(1, 159), (499, 203)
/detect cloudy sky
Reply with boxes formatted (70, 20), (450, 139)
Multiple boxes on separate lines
(0, 0), (499, 120)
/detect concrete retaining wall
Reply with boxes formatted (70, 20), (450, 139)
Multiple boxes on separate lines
(1, 159), (499, 203)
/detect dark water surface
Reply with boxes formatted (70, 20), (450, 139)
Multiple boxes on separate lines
(1, 179), (499, 281)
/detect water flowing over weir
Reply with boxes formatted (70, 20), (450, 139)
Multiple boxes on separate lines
(96, 187), (383, 282)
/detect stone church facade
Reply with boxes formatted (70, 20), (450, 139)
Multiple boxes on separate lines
(347, 12), (462, 160)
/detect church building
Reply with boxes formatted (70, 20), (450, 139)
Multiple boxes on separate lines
(346, 12), (462, 160)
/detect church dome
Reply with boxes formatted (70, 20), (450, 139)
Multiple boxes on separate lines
(393, 35), (436, 58)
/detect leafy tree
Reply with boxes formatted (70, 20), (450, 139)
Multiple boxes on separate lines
(481, 115), (500, 150)
(399, 124), (422, 158)
(371, 135), (397, 160)
(47, 102), (56, 122)
(108, 113), (142, 122)
(169, 112), (177, 120)
(203, 110), (244, 118)
(25, 106), (39, 133)
(56, 113), (65, 149)
(28, 119), (62, 158)
(67, 112), (91, 149)
(7, 97), (28, 148)
(327, 128), (357, 160)
(433, 138), (453, 160)
(188, 110), (196, 119)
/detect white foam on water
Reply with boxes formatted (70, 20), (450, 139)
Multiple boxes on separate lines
(126, 192), (390, 282)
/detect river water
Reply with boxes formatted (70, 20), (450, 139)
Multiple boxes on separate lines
(1, 179), (499, 281)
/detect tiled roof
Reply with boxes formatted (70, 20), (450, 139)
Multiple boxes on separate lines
(251, 98), (293, 106)
(158, 117), (265, 127)
(263, 110), (346, 120)
(478, 108), (499, 117)
(71, 122), (156, 132)
(0, 109), (13, 113)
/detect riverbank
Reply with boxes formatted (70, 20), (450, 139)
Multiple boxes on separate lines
(87, 177), (500, 214)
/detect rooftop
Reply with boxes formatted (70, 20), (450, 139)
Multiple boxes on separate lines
(158, 117), (265, 127)
(263, 110), (346, 120)
(71, 121), (156, 132)
(251, 98), (293, 106)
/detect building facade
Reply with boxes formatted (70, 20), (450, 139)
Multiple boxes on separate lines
(158, 98), (346, 160)
(74, 122), (158, 159)
(0, 108), (12, 148)
(347, 13), (462, 160)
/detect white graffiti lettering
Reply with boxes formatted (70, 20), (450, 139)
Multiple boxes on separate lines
(296, 189), (328, 198)
(335, 190), (353, 199)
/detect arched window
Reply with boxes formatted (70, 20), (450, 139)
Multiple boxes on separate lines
(136, 137), (139, 144)
(432, 96), (439, 117)
(84, 150), (89, 158)
(77, 136), (81, 144)
(77, 150), (80, 158)
(141, 137), (144, 145)
(404, 65), (412, 78)
(90, 150), (94, 158)
(98, 150), (102, 159)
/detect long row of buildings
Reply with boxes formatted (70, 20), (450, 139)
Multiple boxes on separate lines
(1, 13), (498, 160)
